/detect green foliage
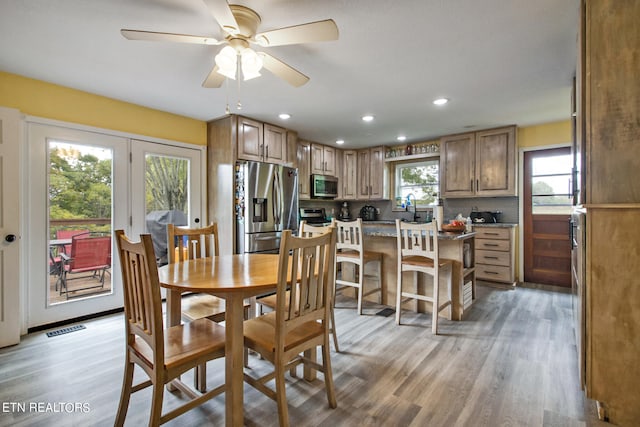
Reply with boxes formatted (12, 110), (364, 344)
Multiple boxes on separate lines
(49, 147), (112, 220)
(144, 155), (188, 213)
(396, 161), (439, 206)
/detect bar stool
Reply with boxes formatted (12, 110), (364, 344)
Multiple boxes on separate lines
(334, 218), (383, 315)
(395, 219), (452, 334)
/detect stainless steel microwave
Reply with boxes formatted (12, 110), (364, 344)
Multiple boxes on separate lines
(311, 174), (338, 199)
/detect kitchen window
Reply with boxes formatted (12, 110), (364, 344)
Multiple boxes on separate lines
(392, 159), (439, 209)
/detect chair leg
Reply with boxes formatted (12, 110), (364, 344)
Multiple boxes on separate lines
(357, 264), (364, 315)
(330, 304), (340, 352)
(149, 378), (164, 427)
(114, 359), (135, 427)
(275, 363), (290, 427)
(322, 340), (337, 408)
(395, 269), (402, 325)
(432, 272), (440, 335)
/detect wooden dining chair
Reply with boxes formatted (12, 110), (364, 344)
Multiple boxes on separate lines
(167, 223), (250, 390)
(334, 218), (383, 314)
(113, 230), (226, 426)
(243, 229), (338, 427)
(395, 219), (453, 334)
(256, 220), (340, 352)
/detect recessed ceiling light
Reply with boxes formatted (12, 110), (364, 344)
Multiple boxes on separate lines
(336, 139), (345, 145)
(397, 135), (407, 142)
(361, 115), (374, 122)
(278, 113), (291, 120)
(433, 98), (449, 106)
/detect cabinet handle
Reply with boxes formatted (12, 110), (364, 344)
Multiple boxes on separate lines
(484, 243), (500, 247)
(266, 145), (269, 159)
(485, 271), (500, 275)
(476, 179), (479, 191)
(484, 256), (499, 260)
(485, 232), (500, 236)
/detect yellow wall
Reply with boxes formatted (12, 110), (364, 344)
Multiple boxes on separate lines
(0, 71), (206, 146)
(2, 70), (571, 149)
(518, 120), (571, 148)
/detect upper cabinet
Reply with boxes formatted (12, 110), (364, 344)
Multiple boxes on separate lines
(237, 116), (288, 165)
(297, 141), (311, 200)
(441, 125), (517, 198)
(341, 149), (358, 199)
(310, 143), (337, 176)
(356, 146), (386, 200)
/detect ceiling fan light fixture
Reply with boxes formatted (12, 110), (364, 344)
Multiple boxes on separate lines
(433, 98), (449, 106)
(255, 35), (269, 47)
(240, 48), (263, 80)
(215, 46), (238, 79)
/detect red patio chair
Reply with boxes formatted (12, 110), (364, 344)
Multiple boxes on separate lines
(58, 232), (111, 298)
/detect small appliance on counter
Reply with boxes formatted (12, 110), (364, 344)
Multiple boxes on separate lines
(339, 202), (351, 220)
(359, 205), (377, 221)
(470, 211), (501, 223)
(299, 207), (328, 225)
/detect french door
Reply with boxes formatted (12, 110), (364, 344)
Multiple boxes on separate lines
(26, 122), (204, 328)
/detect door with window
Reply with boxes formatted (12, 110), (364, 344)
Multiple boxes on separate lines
(27, 123), (204, 328)
(523, 147), (572, 286)
(130, 139), (205, 266)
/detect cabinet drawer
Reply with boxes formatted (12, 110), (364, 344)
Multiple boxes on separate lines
(476, 264), (513, 282)
(474, 227), (510, 240)
(476, 249), (510, 266)
(476, 238), (510, 251)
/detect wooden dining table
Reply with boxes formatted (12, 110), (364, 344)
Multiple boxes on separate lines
(157, 253), (282, 427)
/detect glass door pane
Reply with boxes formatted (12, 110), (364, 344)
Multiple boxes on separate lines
(130, 139), (204, 266)
(48, 141), (113, 305)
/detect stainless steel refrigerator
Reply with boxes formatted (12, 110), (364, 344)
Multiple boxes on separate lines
(235, 160), (298, 254)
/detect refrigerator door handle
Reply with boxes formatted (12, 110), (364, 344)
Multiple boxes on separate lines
(272, 171), (282, 226)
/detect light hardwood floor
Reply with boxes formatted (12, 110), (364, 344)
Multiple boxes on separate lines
(0, 284), (611, 427)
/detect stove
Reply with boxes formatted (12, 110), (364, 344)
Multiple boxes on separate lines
(299, 208), (328, 224)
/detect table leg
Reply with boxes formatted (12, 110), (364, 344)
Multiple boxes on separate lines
(225, 295), (245, 427)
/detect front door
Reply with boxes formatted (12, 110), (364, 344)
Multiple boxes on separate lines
(0, 107), (21, 347)
(523, 147), (572, 286)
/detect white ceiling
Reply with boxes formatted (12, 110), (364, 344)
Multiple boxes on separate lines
(0, 0), (579, 149)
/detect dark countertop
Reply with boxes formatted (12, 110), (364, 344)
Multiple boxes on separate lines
(471, 223), (517, 228)
(359, 221), (476, 240)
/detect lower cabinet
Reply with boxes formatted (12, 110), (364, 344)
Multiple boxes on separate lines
(474, 226), (516, 285)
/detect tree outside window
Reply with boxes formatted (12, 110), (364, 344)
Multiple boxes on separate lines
(394, 160), (439, 208)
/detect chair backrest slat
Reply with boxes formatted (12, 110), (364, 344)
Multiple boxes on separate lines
(334, 219), (364, 256)
(115, 230), (164, 365)
(396, 219), (439, 260)
(167, 223), (219, 263)
(276, 229), (336, 338)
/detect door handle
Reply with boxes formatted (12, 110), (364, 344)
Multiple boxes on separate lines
(5, 234), (17, 243)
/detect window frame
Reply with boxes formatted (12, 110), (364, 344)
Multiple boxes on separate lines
(391, 158), (440, 211)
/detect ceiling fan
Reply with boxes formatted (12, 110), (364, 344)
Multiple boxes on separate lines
(121, 0), (339, 88)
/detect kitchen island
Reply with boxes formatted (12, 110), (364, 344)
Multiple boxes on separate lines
(348, 221), (476, 320)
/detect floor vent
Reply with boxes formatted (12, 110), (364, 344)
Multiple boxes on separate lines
(375, 308), (395, 317)
(46, 324), (86, 337)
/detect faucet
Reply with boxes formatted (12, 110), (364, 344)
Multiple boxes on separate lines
(406, 193), (420, 222)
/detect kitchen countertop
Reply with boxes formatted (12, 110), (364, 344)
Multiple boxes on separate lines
(359, 221), (476, 240)
(471, 223), (517, 228)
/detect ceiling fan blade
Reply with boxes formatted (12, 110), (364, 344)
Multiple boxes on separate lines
(202, 0), (239, 34)
(202, 65), (226, 88)
(255, 19), (339, 47)
(260, 53), (310, 87)
(121, 29), (223, 45)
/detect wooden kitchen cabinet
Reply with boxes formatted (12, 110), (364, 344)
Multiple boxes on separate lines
(575, 1), (640, 425)
(310, 143), (336, 176)
(474, 226), (516, 286)
(341, 149), (358, 199)
(297, 140), (311, 200)
(441, 126), (517, 198)
(237, 116), (287, 164)
(356, 146), (386, 200)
